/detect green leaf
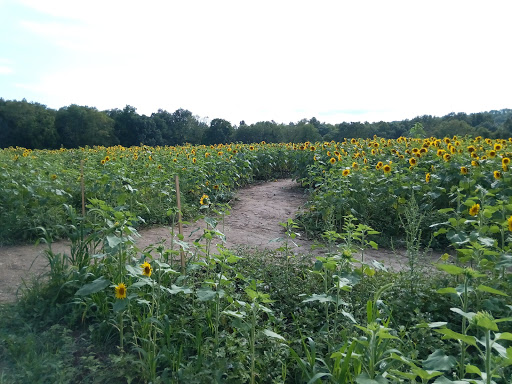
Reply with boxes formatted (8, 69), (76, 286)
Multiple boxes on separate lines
(106, 235), (122, 248)
(369, 241), (378, 249)
(263, 329), (285, 341)
(355, 373), (389, 384)
(197, 287), (218, 301)
(167, 284), (192, 295)
(451, 308), (476, 320)
(113, 298), (129, 312)
(222, 310), (246, 319)
(477, 284), (509, 297)
(307, 373), (331, 384)
(435, 264), (465, 275)
(126, 264), (141, 277)
(423, 349), (457, 371)
(302, 293), (336, 303)
(433, 377), (467, 384)
(446, 230), (469, 245)
(416, 322), (448, 328)
(434, 328), (477, 347)
(465, 364), (482, 376)
(437, 287), (458, 294)
(477, 237), (495, 247)
(75, 277), (110, 296)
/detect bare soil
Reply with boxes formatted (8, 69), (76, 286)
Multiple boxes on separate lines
(0, 179), (442, 303)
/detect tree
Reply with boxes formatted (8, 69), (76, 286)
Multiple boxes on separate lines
(204, 118), (233, 145)
(107, 105), (142, 147)
(0, 100), (58, 148)
(56, 105), (117, 148)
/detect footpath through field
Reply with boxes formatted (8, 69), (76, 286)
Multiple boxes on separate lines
(0, 179), (440, 302)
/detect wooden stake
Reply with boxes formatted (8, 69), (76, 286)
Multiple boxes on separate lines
(81, 160), (85, 217)
(175, 175), (185, 272)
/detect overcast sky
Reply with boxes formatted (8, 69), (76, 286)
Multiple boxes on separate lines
(1, 0), (511, 126)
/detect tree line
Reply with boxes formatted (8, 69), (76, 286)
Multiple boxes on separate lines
(1, 98), (511, 149)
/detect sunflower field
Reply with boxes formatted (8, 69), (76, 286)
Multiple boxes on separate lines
(1, 136), (512, 383)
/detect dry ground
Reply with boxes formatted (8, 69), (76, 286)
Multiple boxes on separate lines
(0, 179), (441, 302)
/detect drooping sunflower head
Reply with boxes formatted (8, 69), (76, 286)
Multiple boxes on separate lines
(425, 173), (431, 183)
(141, 261), (152, 277)
(115, 283), (127, 299)
(199, 194), (209, 205)
(469, 203), (480, 217)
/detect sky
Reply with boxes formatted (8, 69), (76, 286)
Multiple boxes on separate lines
(1, 0), (511, 126)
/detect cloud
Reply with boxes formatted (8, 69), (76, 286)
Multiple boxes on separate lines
(0, 66), (13, 74)
(7, 0), (512, 125)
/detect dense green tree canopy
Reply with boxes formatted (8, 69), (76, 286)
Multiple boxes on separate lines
(1, 98), (511, 149)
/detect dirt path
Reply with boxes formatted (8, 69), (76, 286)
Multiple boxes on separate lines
(0, 179), (441, 302)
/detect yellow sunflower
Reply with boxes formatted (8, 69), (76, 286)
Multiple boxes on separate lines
(199, 194), (209, 205)
(469, 203), (480, 217)
(425, 173), (431, 183)
(342, 169), (350, 177)
(494, 171), (502, 180)
(409, 158), (417, 166)
(141, 261), (152, 277)
(383, 164), (391, 173)
(330, 157), (336, 164)
(115, 283), (127, 299)
(508, 216), (512, 232)
(460, 166), (468, 175)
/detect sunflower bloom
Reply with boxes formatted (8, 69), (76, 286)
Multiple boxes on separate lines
(494, 171), (502, 180)
(460, 167), (468, 175)
(115, 283), (127, 299)
(409, 158), (417, 166)
(425, 173), (431, 183)
(141, 261), (152, 277)
(508, 216), (512, 232)
(330, 157), (336, 164)
(383, 164), (391, 173)
(502, 157), (510, 166)
(469, 203), (480, 217)
(200, 194), (209, 205)
(342, 169), (350, 176)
